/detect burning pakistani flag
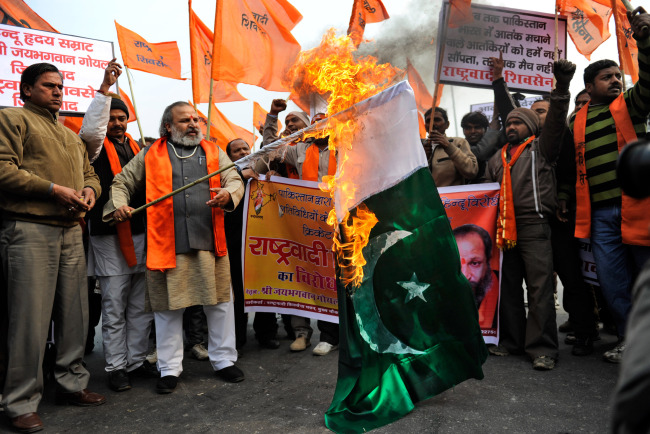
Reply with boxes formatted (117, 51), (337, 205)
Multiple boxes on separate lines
(324, 81), (487, 433)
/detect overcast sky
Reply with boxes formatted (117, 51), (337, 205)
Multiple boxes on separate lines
(25, 0), (622, 141)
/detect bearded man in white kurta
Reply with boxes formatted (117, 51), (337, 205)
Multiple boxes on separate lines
(103, 102), (245, 394)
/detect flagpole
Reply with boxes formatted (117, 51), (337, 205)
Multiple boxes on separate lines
(428, 3), (450, 135)
(206, 78), (215, 140)
(124, 66), (146, 142)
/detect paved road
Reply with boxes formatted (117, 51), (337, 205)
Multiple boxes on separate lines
(2, 308), (621, 434)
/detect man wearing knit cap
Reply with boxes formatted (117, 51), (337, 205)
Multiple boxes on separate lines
(483, 58), (577, 371)
(79, 59), (155, 392)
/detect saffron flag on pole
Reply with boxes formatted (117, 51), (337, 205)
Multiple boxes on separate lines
(592, 0), (638, 82)
(347, 0), (390, 47)
(556, 0), (612, 59)
(118, 87), (137, 123)
(211, 0), (302, 91)
(448, 0), (474, 28)
(253, 101), (282, 133)
(324, 81), (487, 432)
(406, 58), (436, 114)
(0, 0), (57, 32)
(115, 21), (183, 80)
(189, 4), (246, 104)
(195, 104), (256, 151)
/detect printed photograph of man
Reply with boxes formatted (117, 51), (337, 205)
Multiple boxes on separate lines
(453, 224), (498, 328)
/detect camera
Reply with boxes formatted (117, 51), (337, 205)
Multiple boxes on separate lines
(617, 138), (650, 199)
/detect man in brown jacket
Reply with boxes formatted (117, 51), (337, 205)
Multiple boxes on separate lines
(484, 59), (576, 371)
(0, 63), (105, 433)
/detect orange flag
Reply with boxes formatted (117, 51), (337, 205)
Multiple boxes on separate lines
(58, 116), (83, 134)
(418, 112), (427, 139)
(347, 0), (390, 47)
(253, 102), (282, 133)
(406, 59), (433, 114)
(592, 0), (638, 82)
(195, 104), (255, 151)
(0, 0), (57, 32)
(117, 87), (137, 123)
(115, 21), (183, 80)
(448, 0), (474, 28)
(211, 0), (302, 91)
(556, 0), (612, 59)
(189, 5), (246, 104)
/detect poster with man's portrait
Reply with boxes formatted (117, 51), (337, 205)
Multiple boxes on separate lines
(438, 183), (501, 344)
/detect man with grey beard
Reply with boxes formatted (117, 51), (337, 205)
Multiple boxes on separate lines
(102, 102), (245, 394)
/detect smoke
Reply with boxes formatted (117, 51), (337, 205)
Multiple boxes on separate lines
(356, 0), (443, 90)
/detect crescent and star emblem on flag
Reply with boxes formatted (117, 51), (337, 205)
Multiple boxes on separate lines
(350, 229), (427, 356)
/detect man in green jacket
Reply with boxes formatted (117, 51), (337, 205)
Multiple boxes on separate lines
(0, 63), (105, 433)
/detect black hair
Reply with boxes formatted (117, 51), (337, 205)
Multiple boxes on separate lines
(583, 59), (618, 85)
(575, 89), (589, 102)
(226, 138), (250, 157)
(460, 111), (489, 129)
(20, 63), (62, 101)
(424, 107), (448, 123)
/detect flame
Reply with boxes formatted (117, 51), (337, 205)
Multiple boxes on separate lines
(285, 29), (401, 288)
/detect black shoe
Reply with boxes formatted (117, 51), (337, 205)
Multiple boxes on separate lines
(215, 365), (245, 383)
(130, 361), (159, 378)
(558, 320), (573, 333)
(572, 336), (594, 356)
(107, 369), (131, 392)
(156, 375), (178, 394)
(258, 338), (280, 349)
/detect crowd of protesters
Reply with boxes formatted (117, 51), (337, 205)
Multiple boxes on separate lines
(0, 7), (649, 434)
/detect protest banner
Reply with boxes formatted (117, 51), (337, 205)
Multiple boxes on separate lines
(438, 183), (501, 344)
(242, 176), (338, 323)
(470, 96), (538, 119)
(435, 2), (567, 94)
(0, 23), (114, 112)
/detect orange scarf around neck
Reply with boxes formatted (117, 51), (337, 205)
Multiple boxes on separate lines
(497, 135), (535, 250)
(104, 133), (141, 267)
(302, 143), (336, 182)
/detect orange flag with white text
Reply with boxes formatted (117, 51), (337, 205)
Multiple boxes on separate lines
(347, 0), (390, 47)
(195, 104), (256, 150)
(253, 101), (282, 133)
(189, 4), (246, 104)
(0, 0), (57, 32)
(211, 0), (302, 91)
(115, 21), (183, 80)
(448, 0), (473, 28)
(556, 0), (612, 59)
(406, 59), (433, 114)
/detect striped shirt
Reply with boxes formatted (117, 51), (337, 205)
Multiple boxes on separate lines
(570, 37), (650, 207)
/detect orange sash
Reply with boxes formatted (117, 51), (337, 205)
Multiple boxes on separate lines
(496, 135), (535, 250)
(573, 94), (650, 245)
(104, 133), (141, 267)
(301, 143), (336, 182)
(144, 138), (227, 271)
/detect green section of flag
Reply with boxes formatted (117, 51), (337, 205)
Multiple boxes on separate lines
(325, 167), (487, 433)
